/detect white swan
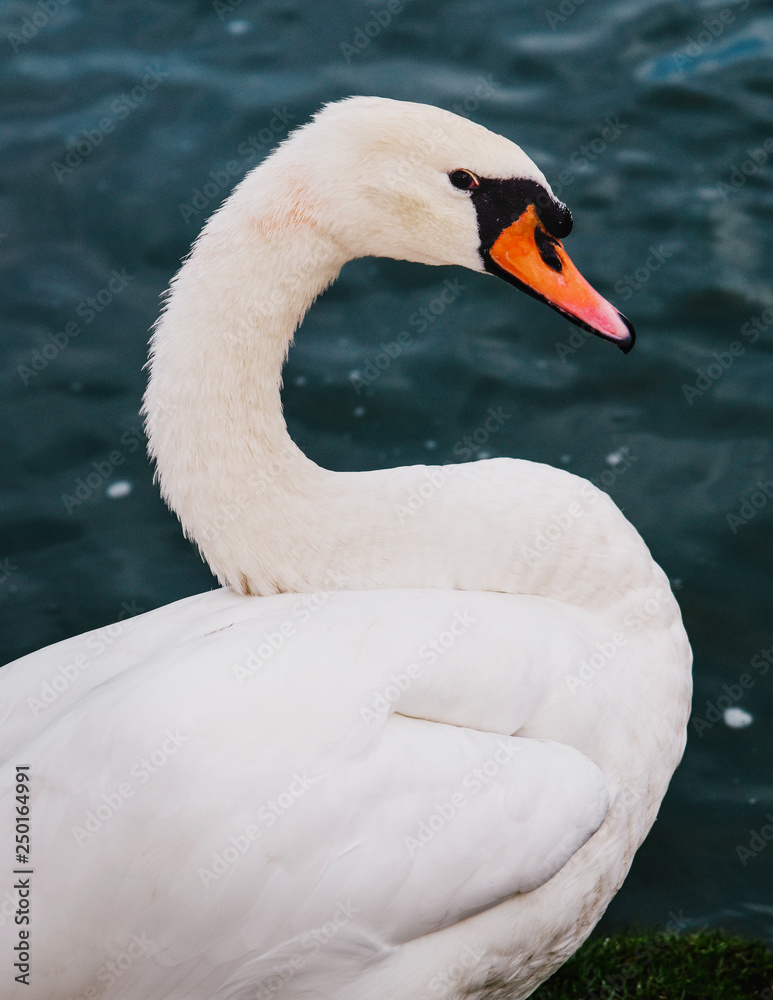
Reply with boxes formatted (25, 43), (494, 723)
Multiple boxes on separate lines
(0, 97), (691, 1000)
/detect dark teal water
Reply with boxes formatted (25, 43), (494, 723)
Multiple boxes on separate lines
(1, 0), (772, 946)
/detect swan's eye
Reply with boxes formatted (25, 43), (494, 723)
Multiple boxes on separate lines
(449, 169), (480, 191)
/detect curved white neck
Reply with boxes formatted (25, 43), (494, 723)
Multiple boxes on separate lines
(144, 173), (667, 618)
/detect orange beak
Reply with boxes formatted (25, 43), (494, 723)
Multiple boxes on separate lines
(489, 205), (635, 352)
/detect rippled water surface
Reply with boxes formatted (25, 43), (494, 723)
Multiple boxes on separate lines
(1, 0), (772, 944)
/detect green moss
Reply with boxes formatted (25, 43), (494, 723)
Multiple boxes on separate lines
(531, 929), (773, 1000)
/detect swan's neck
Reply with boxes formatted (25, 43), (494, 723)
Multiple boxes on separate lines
(147, 174), (344, 472)
(145, 176), (670, 619)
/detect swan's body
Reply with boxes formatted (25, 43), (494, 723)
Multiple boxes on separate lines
(1, 98), (691, 1000)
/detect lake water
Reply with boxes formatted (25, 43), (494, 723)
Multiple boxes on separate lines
(1, 0), (772, 946)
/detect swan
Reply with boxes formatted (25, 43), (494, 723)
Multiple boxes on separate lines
(0, 97), (692, 1000)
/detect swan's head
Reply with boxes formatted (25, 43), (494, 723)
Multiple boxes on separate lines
(256, 96), (634, 351)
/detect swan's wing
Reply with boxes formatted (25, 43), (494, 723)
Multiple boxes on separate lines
(0, 587), (608, 998)
(197, 720), (607, 1000)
